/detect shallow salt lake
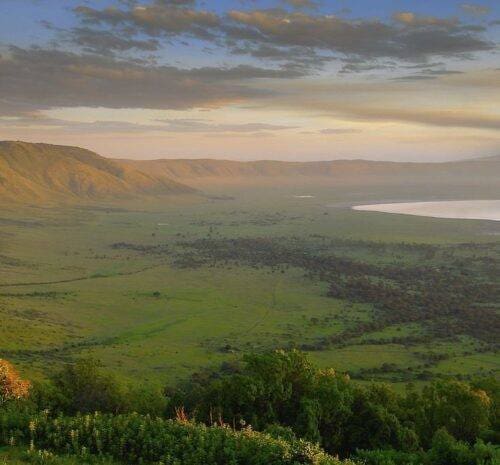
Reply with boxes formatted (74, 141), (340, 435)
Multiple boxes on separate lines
(352, 200), (500, 222)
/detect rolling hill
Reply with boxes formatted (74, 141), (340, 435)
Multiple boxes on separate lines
(0, 141), (196, 204)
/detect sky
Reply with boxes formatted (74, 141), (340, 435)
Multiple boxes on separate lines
(0, 0), (499, 161)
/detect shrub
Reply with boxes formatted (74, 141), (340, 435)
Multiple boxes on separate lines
(32, 359), (166, 417)
(26, 412), (355, 465)
(0, 402), (35, 446)
(354, 449), (424, 465)
(427, 429), (499, 465)
(0, 360), (30, 406)
(0, 447), (118, 465)
(413, 381), (492, 445)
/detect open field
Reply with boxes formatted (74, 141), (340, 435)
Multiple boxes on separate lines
(0, 183), (498, 387)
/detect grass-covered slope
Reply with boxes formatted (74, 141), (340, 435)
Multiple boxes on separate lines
(0, 141), (195, 204)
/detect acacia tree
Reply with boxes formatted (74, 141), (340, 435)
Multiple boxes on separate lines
(0, 359), (30, 405)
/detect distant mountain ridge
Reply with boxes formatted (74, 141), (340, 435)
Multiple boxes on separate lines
(0, 141), (195, 203)
(117, 155), (500, 187)
(1, 141), (498, 203)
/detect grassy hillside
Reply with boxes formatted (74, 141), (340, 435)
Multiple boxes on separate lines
(0, 141), (195, 204)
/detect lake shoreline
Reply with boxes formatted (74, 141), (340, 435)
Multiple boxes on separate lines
(353, 200), (500, 222)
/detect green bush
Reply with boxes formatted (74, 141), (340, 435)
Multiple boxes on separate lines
(31, 360), (166, 417)
(354, 448), (424, 465)
(0, 447), (117, 465)
(355, 432), (499, 465)
(47, 360), (128, 415)
(168, 351), (497, 456)
(0, 402), (35, 446)
(26, 412), (355, 465)
(427, 429), (499, 465)
(412, 381), (492, 446)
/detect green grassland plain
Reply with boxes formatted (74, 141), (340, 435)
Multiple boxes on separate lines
(0, 182), (498, 387)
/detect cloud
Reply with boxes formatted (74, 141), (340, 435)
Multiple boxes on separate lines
(0, 46), (303, 116)
(282, 0), (319, 10)
(64, 120), (158, 134)
(2, 44), (498, 134)
(419, 68), (500, 89)
(315, 104), (500, 131)
(225, 9), (493, 62)
(72, 3), (495, 67)
(319, 128), (362, 135)
(265, 70), (500, 131)
(229, 43), (334, 71)
(155, 118), (297, 132)
(461, 4), (491, 16)
(154, 0), (197, 5)
(75, 4), (220, 40)
(69, 27), (160, 55)
(392, 12), (459, 27)
(0, 99), (44, 118)
(391, 68), (464, 81)
(0, 115), (297, 135)
(0, 116), (165, 133)
(226, 10), (393, 52)
(339, 61), (395, 74)
(377, 109), (500, 130)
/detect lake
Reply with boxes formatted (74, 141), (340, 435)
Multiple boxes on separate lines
(352, 200), (500, 222)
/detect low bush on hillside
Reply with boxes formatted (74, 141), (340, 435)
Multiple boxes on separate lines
(5, 411), (353, 465)
(0, 447), (118, 465)
(355, 429), (499, 465)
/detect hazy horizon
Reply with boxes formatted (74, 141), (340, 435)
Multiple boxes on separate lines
(1, 0), (499, 162)
(4, 139), (499, 163)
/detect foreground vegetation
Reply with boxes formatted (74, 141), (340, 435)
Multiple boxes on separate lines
(1, 353), (498, 464)
(6, 413), (351, 465)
